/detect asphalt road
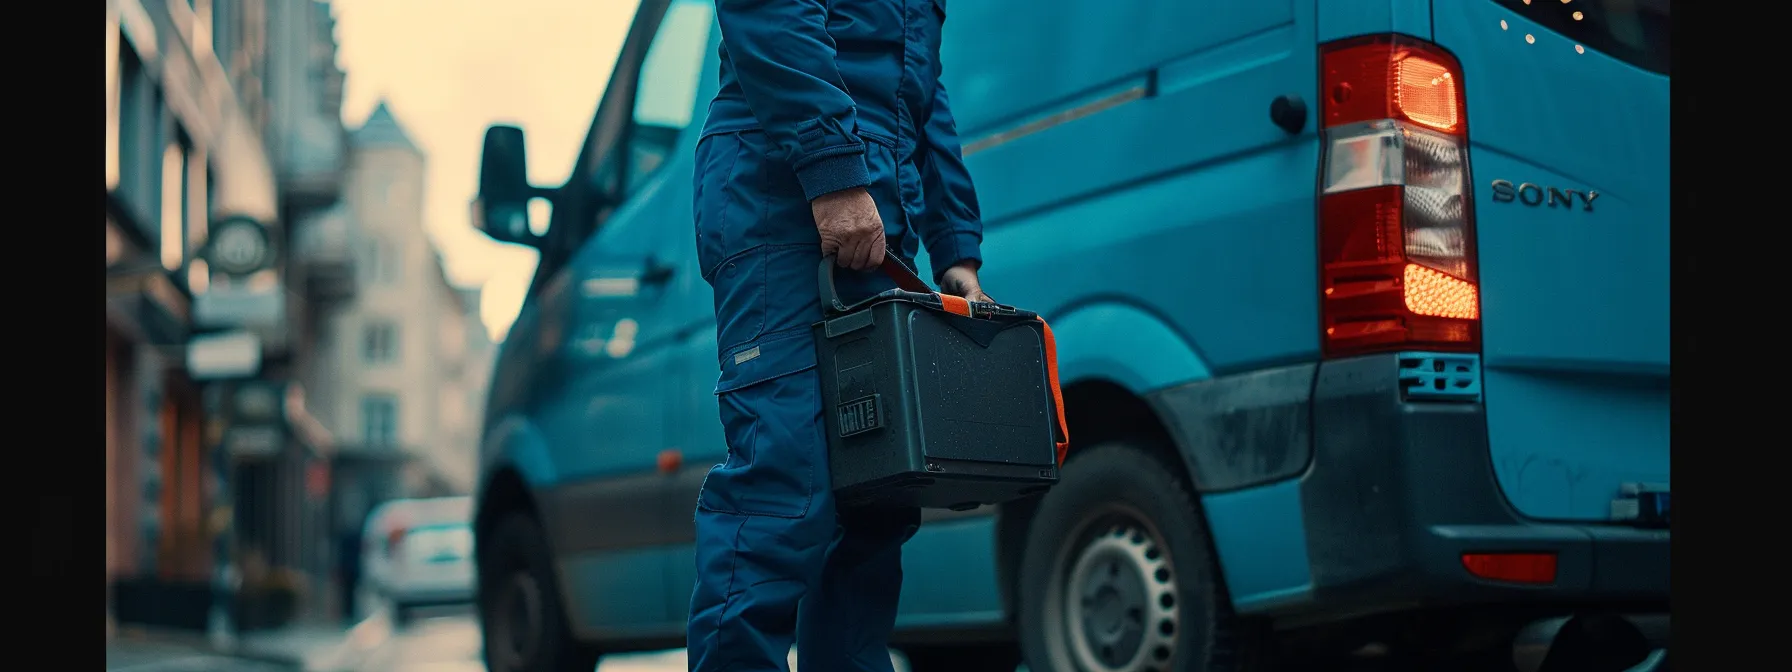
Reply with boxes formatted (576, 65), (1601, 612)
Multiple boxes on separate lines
(106, 638), (297, 672)
(327, 607), (1413, 672)
(336, 605), (916, 672)
(295, 604), (1670, 672)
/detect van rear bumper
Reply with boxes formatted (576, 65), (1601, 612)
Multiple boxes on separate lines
(1284, 354), (1668, 624)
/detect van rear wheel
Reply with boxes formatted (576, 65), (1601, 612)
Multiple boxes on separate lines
(479, 513), (601, 672)
(1017, 442), (1263, 672)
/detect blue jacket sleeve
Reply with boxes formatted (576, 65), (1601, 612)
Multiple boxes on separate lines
(919, 83), (985, 282)
(715, 0), (871, 201)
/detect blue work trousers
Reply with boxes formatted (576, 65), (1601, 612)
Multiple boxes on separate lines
(687, 129), (924, 672)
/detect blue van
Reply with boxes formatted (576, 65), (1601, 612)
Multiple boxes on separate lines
(467, 1), (1668, 671)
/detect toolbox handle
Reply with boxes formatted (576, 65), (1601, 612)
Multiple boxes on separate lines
(817, 254), (932, 314)
(819, 254), (1022, 318)
(818, 254), (1072, 465)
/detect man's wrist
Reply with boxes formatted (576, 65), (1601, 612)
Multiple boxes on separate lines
(927, 232), (984, 284)
(939, 263), (982, 296)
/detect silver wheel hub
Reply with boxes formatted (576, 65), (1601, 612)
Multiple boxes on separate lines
(1065, 524), (1178, 672)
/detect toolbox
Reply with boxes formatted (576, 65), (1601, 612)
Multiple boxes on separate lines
(813, 256), (1068, 511)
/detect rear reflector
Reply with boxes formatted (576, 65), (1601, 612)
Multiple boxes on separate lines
(1461, 552), (1557, 585)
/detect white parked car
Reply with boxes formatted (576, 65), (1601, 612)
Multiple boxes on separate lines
(361, 496), (474, 624)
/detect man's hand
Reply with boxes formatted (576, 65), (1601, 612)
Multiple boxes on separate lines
(939, 262), (993, 304)
(812, 187), (887, 271)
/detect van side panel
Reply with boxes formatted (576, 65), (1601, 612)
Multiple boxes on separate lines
(897, 518), (1008, 629)
(1201, 479), (1315, 613)
(1316, 0), (1432, 43)
(1047, 302), (1213, 393)
(973, 145), (1323, 377)
(1434, 2), (1670, 523)
(481, 416), (562, 489)
(942, 0), (1304, 139)
(944, 0), (1322, 377)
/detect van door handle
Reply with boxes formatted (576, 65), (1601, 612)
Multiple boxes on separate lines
(1270, 94), (1307, 135)
(641, 256), (676, 286)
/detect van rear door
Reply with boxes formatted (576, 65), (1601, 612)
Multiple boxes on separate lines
(1433, 0), (1669, 523)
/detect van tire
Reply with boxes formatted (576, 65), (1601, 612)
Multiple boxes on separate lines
(479, 513), (601, 672)
(1017, 442), (1263, 672)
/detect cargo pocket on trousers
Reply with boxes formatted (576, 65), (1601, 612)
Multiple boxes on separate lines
(710, 246), (768, 353)
(698, 332), (822, 519)
(694, 132), (748, 280)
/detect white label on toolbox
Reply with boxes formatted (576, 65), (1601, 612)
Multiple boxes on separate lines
(839, 395), (882, 437)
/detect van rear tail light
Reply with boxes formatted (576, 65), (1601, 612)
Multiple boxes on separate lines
(387, 526), (408, 557)
(1319, 35), (1479, 358)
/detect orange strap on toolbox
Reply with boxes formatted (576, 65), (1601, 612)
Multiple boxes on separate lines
(876, 257), (1071, 464)
(1037, 317), (1068, 464)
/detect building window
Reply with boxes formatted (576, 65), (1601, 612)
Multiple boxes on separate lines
(117, 42), (156, 228)
(363, 237), (402, 285)
(361, 395), (399, 448)
(362, 322), (398, 364)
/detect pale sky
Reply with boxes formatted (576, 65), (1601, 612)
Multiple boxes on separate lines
(331, 0), (643, 342)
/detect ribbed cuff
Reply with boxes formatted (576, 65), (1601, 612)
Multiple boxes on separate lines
(928, 231), (984, 284)
(796, 151), (873, 202)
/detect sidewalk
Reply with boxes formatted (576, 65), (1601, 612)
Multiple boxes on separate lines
(239, 622), (357, 671)
(107, 626), (299, 672)
(108, 621), (351, 672)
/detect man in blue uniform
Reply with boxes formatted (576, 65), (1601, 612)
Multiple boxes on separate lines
(686, 0), (990, 670)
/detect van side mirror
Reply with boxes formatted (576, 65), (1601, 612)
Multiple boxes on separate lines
(474, 125), (546, 247)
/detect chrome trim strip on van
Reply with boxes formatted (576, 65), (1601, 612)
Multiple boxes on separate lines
(961, 84), (1150, 157)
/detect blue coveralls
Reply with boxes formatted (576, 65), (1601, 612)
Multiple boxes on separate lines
(686, 0), (984, 670)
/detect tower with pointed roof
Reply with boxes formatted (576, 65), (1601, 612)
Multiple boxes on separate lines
(351, 100), (424, 156)
(318, 98), (481, 499)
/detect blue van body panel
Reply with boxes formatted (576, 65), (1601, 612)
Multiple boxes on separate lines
(935, 0), (1323, 379)
(940, 0), (1307, 140)
(1317, 0), (1431, 43)
(1048, 302), (1213, 393)
(896, 518), (1008, 629)
(481, 416), (562, 489)
(560, 550), (679, 632)
(1434, 1), (1670, 522)
(971, 143), (1324, 378)
(1202, 479), (1315, 614)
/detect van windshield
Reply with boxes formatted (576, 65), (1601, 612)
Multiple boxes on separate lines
(1490, 0), (1668, 75)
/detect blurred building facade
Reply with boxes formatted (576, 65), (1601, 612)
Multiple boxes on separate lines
(311, 101), (492, 581)
(106, 0), (354, 634)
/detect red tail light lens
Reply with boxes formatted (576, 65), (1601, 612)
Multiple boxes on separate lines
(1319, 35), (1479, 358)
(1324, 35), (1467, 136)
(387, 527), (407, 556)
